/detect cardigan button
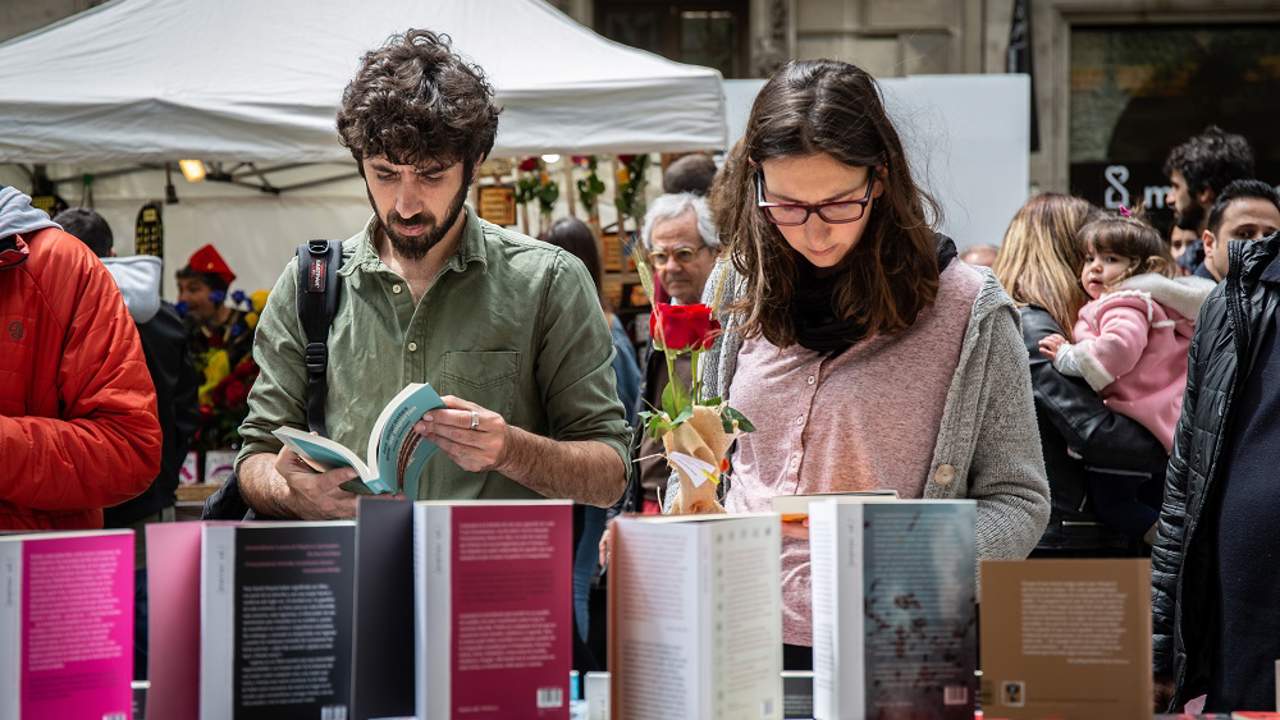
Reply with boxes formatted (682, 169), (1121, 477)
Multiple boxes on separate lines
(934, 464), (956, 486)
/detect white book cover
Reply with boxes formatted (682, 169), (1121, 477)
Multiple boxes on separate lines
(610, 513), (782, 720)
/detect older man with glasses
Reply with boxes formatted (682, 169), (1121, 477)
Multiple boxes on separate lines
(630, 192), (722, 510)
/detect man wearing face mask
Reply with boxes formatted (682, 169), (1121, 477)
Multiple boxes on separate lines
(234, 29), (630, 518)
(1163, 127), (1255, 279)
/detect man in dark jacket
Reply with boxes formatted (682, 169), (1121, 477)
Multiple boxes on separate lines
(55, 207), (199, 680)
(1152, 230), (1280, 712)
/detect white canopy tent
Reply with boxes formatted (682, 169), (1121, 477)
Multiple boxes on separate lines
(0, 0), (727, 296)
(0, 0), (727, 163)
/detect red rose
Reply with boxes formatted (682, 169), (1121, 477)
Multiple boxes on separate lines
(518, 157), (539, 172)
(571, 155), (591, 167)
(232, 357), (258, 380)
(198, 404), (215, 420)
(222, 378), (249, 408)
(617, 154), (636, 165)
(650, 302), (716, 352)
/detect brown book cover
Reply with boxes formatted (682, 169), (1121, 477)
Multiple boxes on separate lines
(980, 558), (1153, 720)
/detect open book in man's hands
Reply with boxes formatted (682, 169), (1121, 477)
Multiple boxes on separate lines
(272, 382), (446, 499)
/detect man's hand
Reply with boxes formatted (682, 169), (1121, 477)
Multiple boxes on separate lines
(274, 446), (359, 519)
(415, 395), (512, 473)
(1039, 333), (1068, 361)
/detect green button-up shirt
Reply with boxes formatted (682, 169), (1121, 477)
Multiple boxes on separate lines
(236, 206), (630, 501)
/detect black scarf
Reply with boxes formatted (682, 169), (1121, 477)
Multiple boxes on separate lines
(791, 233), (958, 354)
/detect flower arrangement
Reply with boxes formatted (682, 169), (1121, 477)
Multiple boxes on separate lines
(190, 288), (269, 451)
(514, 156), (559, 234)
(574, 155), (606, 226)
(614, 154), (650, 228)
(633, 251), (754, 514)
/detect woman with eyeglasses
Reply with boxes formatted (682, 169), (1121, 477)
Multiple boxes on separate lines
(674, 59), (1050, 670)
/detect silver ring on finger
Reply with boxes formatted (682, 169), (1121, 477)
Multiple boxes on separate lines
(469, 410), (480, 431)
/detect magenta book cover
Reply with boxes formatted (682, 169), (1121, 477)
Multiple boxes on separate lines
(21, 531), (134, 720)
(449, 503), (572, 719)
(145, 522), (204, 720)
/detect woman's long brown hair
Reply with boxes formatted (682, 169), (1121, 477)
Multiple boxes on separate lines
(992, 193), (1103, 340)
(712, 59), (943, 348)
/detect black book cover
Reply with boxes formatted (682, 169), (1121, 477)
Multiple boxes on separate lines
(351, 497), (415, 720)
(232, 523), (355, 720)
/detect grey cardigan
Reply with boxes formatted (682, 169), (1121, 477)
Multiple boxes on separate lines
(668, 259), (1051, 563)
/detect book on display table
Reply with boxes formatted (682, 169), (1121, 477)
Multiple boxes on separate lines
(808, 499), (978, 720)
(980, 558), (1153, 720)
(199, 521), (357, 720)
(0, 530), (134, 720)
(413, 500), (573, 720)
(608, 512), (784, 720)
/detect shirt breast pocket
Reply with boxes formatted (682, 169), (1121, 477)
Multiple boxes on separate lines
(441, 350), (520, 419)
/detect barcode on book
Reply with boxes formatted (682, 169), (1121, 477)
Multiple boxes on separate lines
(943, 685), (969, 706)
(536, 686), (564, 709)
(319, 705), (348, 720)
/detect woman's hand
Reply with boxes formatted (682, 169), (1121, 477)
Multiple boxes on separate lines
(1038, 333), (1068, 361)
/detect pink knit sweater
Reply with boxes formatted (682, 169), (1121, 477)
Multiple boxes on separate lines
(724, 260), (983, 645)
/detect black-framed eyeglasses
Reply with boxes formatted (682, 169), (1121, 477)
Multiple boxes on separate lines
(755, 169), (876, 226)
(648, 245), (711, 266)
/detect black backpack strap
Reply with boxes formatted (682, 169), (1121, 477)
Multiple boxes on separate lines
(295, 239), (343, 436)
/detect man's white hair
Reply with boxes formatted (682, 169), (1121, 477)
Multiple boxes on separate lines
(640, 192), (719, 251)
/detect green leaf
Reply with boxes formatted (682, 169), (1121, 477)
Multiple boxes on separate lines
(670, 405), (693, 427)
(697, 395), (722, 407)
(722, 406), (756, 433)
(661, 380), (688, 419)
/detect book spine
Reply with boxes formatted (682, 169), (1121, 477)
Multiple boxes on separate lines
(413, 505), (428, 720)
(699, 525), (713, 720)
(200, 526), (235, 720)
(845, 502), (866, 718)
(428, 505), (452, 719)
(0, 541), (20, 718)
(809, 502), (837, 720)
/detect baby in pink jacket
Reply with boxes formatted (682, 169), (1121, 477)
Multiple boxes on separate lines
(1040, 216), (1215, 541)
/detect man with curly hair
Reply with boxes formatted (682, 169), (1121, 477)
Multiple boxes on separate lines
(1163, 126), (1256, 278)
(235, 29), (631, 519)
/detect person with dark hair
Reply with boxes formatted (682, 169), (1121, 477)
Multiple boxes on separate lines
(1200, 179), (1280, 282)
(53, 207), (114, 257)
(0, 187), (161, 529)
(662, 153), (718, 196)
(1170, 225), (1201, 275)
(1152, 225), (1280, 712)
(236, 29), (630, 519)
(53, 206), (198, 680)
(1038, 216), (1214, 542)
(994, 194), (1168, 556)
(664, 59), (1049, 669)
(1163, 126), (1255, 279)
(543, 216), (640, 652)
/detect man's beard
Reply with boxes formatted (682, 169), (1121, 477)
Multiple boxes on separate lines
(369, 180), (469, 261)
(1174, 201), (1205, 232)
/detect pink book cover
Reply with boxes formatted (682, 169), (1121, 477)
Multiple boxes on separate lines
(21, 531), (134, 720)
(450, 503), (572, 719)
(144, 522), (205, 720)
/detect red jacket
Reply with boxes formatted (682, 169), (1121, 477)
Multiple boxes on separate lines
(0, 227), (161, 529)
